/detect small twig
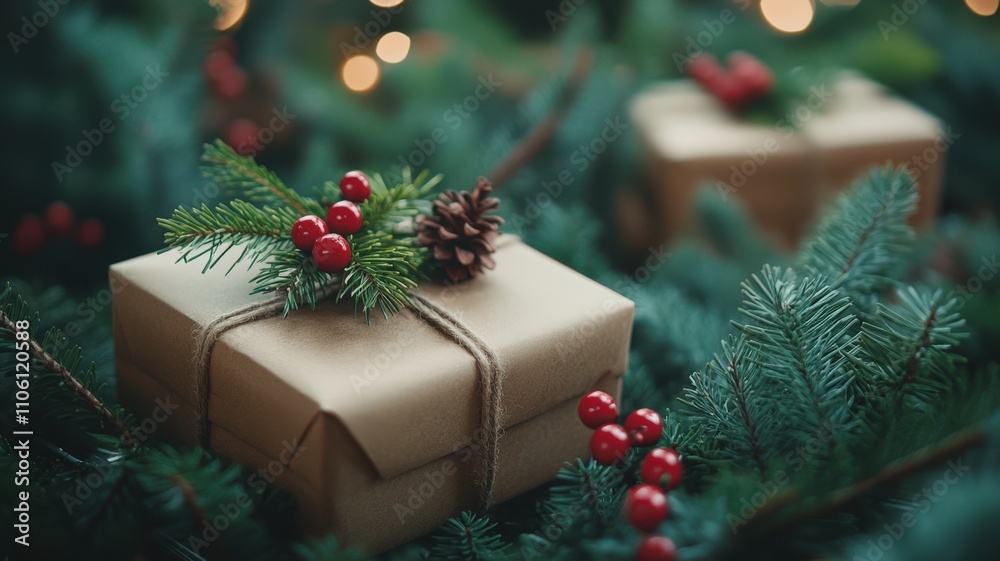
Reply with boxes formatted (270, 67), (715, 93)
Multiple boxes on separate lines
(489, 48), (594, 189)
(0, 310), (139, 444)
(171, 474), (232, 561)
(743, 424), (985, 536)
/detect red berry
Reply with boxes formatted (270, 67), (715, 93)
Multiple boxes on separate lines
(728, 51), (773, 98)
(77, 219), (104, 248)
(625, 408), (663, 447)
(626, 484), (669, 533)
(212, 65), (247, 100)
(636, 536), (677, 561)
(326, 201), (363, 236)
(312, 233), (352, 273)
(225, 118), (261, 156)
(44, 201), (75, 237)
(11, 214), (46, 255)
(291, 215), (329, 252)
(708, 73), (751, 110)
(589, 424), (630, 465)
(204, 49), (236, 83)
(640, 448), (683, 490)
(339, 171), (371, 203)
(686, 53), (724, 85)
(578, 390), (619, 429)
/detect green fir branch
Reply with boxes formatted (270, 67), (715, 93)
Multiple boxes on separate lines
(201, 139), (325, 216)
(798, 165), (918, 309)
(541, 458), (627, 526)
(361, 168), (440, 231)
(158, 200), (301, 274)
(429, 512), (510, 561)
(0, 283), (138, 444)
(250, 247), (338, 318)
(737, 266), (860, 455)
(857, 287), (967, 415)
(337, 232), (427, 324)
(682, 336), (783, 477)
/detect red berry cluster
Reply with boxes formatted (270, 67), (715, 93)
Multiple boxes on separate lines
(204, 38), (247, 103)
(291, 171), (371, 274)
(686, 51), (773, 111)
(204, 38), (265, 157)
(577, 391), (683, 561)
(579, 391), (663, 464)
(11, 202), (104, 255)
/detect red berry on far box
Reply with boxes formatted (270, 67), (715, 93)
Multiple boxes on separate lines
(625, 408), (663, 447)
(291, 215), (329, 252)
(636, 536), (677, 561)
(708, 73), (751, 110)
(225, 118), (261, 156)
(640, 448), (683, 491)
(326, 201), (363, 236)
(686, 53), (724, 85)
(590, 424), (630, 465)
(77, 219), (104, 248)
(44, 201), (75, 237)
(312, 233), (352, 273)
(11, 214), (46, 255)
(728, 51), (773, 98)
(578, 390), (619, 429)
(339, 171), (371, 203)
(626, 484), (669, 533)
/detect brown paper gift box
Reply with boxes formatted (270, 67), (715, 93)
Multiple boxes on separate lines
(628, 73), (945, 250)
(111, 239), (634, 553)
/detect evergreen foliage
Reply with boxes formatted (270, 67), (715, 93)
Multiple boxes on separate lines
(158, 142), (440, 321)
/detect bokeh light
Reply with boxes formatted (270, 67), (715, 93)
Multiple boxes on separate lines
(211, 0), (248, 31)
(965, 0), (999, 16)
(370, 0), (404, 7)
(761, 0), (815, 33)
(376, 32), (411, 64)
(342, 55), (380, 92)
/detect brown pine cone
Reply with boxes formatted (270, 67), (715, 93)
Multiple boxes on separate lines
(417, 177), (504, 282)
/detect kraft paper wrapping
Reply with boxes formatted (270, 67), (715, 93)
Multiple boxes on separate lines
(111, 239), (634, 552)
(629, 73), (944, 249)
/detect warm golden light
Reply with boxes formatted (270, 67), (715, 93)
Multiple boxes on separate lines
(211, 0), (248, 31)
(965, 0), (999, 16)
(342, 56), (380, 92)
(375, 32), (411, 64)
(370, 0), (404, 7)
(761, 0), (814, 33)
